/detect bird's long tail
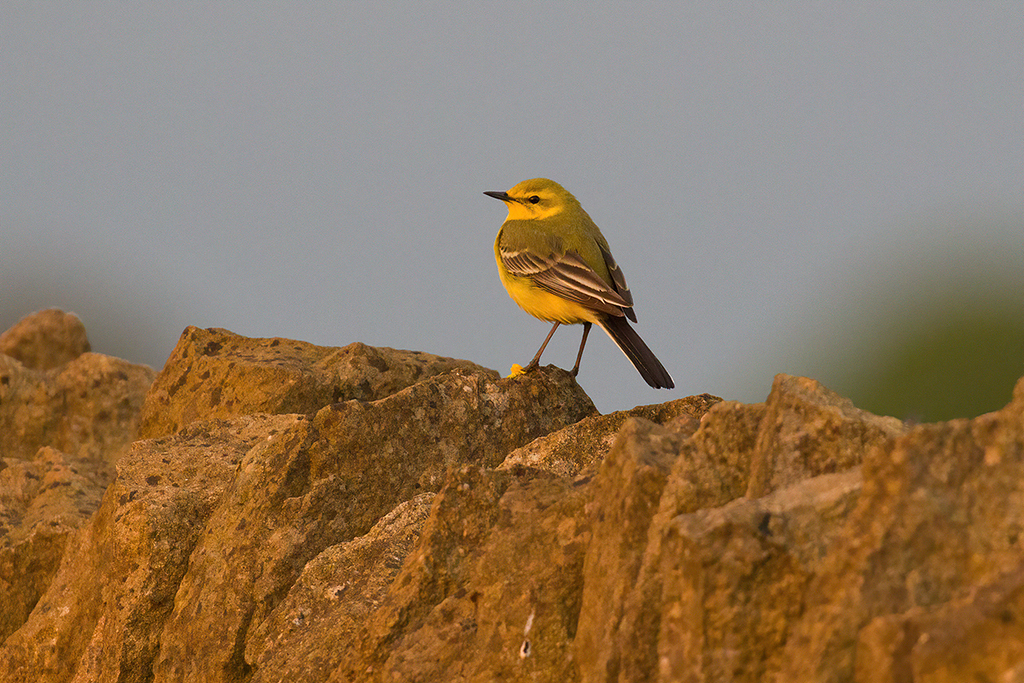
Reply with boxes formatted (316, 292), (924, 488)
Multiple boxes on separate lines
(597, 316), (674, 389)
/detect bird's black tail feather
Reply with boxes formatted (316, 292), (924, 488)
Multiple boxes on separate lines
(597, 316), (674, 389)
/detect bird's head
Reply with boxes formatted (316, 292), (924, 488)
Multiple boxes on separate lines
(484, 178), (579, 221)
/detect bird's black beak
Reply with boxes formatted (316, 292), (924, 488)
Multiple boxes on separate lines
(484, 191), (512, 202)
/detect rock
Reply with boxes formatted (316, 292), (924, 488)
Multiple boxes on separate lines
(0, 309), (90, 370)
(138, 326), (499, 439)
(855, 564), (1024, 683)
(574, 417), (687, 682)
(776, 375), (1024, 683)
(4, 312), (1024, 683)
(0, 414), (300, 683)
(329, 464), (585, 682)
(0, 446), (107, 643)
(747, 374), (907, 497)
(499, 393), (721, 477)
(0, 354), (595, 683)
(583, 399), (766, 682)
(150, 365), (594, 682)
(245, 494), (437, 681)
(0, 351), (156, 474)
(0, 311), (156, 656)
(650, 469), (863, 683)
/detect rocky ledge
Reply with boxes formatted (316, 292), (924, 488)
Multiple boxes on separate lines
(1, 309), (1022, 682)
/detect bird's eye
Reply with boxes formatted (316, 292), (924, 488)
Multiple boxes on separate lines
(528, 195), (540, 204)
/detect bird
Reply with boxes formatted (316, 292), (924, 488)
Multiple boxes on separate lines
(485, 178), (674, 389)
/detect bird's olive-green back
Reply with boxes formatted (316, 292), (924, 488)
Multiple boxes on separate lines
(498, 205), (615, 286)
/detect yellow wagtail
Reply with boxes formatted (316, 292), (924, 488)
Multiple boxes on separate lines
(485, 178), (674, 389)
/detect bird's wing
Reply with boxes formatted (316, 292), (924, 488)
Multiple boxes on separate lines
(597, 242), (637, 322)
(499, 244), (632, 318)
(597, 242), (633, 306)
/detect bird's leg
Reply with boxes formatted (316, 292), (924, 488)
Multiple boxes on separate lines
(570, 322), (592, 377)
(524, 322), (560, 372)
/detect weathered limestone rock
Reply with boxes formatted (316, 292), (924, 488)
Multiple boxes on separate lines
(500, 393), (721, 477)
(574, 417), (689, 683)
(151, 367), (595, 682)
(0, 309), (90, 370)
(246, 493), (437, 681)
(0, 311), (156, 654)
(776, 376), (1024, 682)
(587, 399), (765, 682)
(854, 563), (1024, 683)
(4, 308), (1023, 683)
(0, 351), (156, 469)
(578, 374), (907, 683)
(747, 374), (907, 497)
(652, 470), (863, 683)
(0, 446), (107, 643)
(328, 465), (585, 682)
(0, 414), (300, 683)
(138, 326), (498, 439)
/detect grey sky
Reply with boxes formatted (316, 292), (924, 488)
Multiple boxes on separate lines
(3, 3), (1022, 413)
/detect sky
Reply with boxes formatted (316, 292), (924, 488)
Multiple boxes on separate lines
(3, 3), (1022, 415)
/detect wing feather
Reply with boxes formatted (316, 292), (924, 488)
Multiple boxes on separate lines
(597, 242), (637, 322)
(500, 246), (633, 318)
